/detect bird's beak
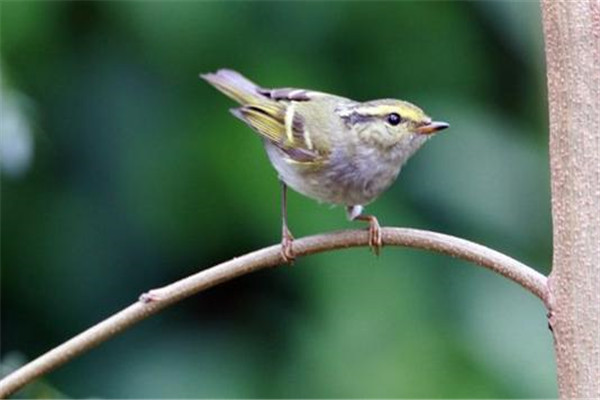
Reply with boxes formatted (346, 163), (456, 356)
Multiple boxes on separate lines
(417, 121), (450, 135)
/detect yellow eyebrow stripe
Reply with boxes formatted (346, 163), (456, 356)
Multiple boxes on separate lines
(353, 104), (423, 122)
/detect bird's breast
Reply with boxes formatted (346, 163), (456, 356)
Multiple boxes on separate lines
(265, 140), (405, 206)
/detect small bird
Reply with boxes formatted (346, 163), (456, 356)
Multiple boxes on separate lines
(201, 69), (448, 261)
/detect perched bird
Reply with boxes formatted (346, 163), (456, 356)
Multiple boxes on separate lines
(201, 69), (448, 261)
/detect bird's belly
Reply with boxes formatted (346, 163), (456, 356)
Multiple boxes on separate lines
(265, 143), (401, 206)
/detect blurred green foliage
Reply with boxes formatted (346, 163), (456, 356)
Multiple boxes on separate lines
(1, 1), (555, 398)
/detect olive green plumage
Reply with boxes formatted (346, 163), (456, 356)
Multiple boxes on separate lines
(201, 69), (448, 257)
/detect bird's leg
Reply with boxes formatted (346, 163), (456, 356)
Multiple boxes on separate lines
(280, 181), (295, 263)
(346, 205), (383, 255)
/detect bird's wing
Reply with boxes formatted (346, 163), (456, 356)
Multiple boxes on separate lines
(258, 87), (325, 102)
(231, 93), (330, 164)
(202, 70), (329, 164)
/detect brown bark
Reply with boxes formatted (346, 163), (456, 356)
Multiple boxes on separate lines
(0, 228), (547, 398)
(542, 1), (600, 398)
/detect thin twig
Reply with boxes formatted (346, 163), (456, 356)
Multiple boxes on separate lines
(0, 227), (549, 398)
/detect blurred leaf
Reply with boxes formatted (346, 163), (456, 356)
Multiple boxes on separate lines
(1, 2), (554, 398)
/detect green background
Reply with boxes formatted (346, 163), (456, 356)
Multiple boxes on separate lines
(1, 1), (555, 398)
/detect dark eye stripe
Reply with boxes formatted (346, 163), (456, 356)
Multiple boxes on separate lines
(340, 111), (373, 125)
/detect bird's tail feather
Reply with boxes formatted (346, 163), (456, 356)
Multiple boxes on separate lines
(200, 69), (264, 105)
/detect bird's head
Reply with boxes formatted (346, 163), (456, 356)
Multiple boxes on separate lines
(339, 99), (449, 148)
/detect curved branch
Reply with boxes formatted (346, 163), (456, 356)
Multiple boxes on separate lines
(0, 227), (548, 398)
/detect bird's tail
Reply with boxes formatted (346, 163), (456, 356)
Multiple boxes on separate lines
(200, 69), (265, 105)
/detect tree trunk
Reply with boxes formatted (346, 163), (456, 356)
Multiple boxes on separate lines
(541, 1), (600, 398)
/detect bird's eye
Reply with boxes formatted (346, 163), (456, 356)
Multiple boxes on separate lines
(387, 113), (402, 126)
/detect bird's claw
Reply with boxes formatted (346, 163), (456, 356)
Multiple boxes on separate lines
(368, 217), (383, 256)
(281, 228), (296, 264)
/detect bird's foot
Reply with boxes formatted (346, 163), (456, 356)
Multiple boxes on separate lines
(281, 227), (296, 264)
(366, 216), (383, 256)
(346, 206), (383, 256)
